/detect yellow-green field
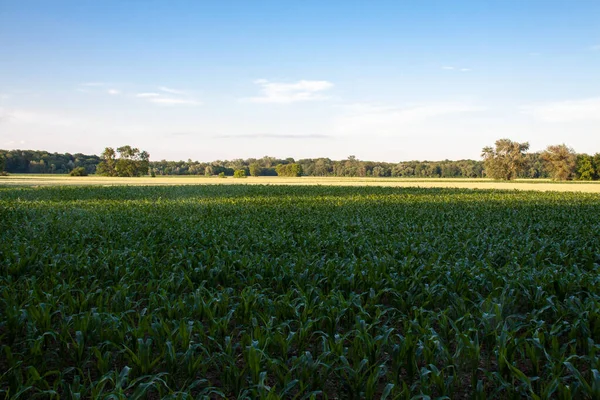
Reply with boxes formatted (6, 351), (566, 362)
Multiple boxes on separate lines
(2, 174), (600, 192)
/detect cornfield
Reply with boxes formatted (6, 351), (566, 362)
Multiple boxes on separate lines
(1, 185), (599, 399)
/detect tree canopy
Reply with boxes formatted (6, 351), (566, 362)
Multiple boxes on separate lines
(541, 144), (577, 181)
(96, 146), (150, 177)
(481, 139), (530, 180)
(2, 141), (600, 181)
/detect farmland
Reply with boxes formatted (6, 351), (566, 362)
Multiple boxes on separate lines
(2, 174), (600, 192)
(1, 184), (600, 399)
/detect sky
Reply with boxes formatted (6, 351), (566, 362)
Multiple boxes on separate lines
(1, 0), (599, 162)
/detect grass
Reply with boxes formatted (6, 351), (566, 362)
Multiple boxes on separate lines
(1, 184), (600, 398)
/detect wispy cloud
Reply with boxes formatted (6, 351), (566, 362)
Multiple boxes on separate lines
(442, 66), (472, 72)
(590, 45), (600, 51)
(147, 98), (202, 106)
(136, 92), (160, 98)
(522, 97), (600, 122)
(216, 133), (331, 139)
(159, 86), (186, 95)
(334, 102), (485, 135)
(243, 79), (334, 104)
(107, 89), (121, 95)
(80, 82), (106, 87)
(135, 88), (201, 106)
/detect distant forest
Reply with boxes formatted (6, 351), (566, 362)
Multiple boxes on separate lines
(1, 144), (600, 180)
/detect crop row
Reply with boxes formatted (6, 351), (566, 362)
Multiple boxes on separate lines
(1, 185), (599, 399)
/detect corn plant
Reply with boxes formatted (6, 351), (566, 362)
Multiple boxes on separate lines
(1, 185), (600, 398)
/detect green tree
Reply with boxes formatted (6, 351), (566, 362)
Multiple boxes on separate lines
(481, 139), (529, 180)
(520, 152), (549, 178)
(372, 166), (385, 177)
(576, 154), (595, 181)
(116, 146), (138, 177)
(233, 169), (247, 178)
(541, 144), (577, 181)
(69, 167), (88, 176)
(275, 163), (303, 177)
(249, 163), (262, 177)
(97, 146), (149, 177)
(96, 147), (117, 176)
(0, 154), (5, 175)
(593, 153), (600, 180)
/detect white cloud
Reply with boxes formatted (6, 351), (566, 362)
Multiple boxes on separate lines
(521, 97), (600, 122)
(136, 92), (160, 98)
(107, 89), (121, 95)
(159, 86), (185, 95)
(244, 79), (334, 103)
(442, 66), (471, 72)
(135, 89), (201, 106)
(80, 82), (105, 87)
(333, 102), (485, 135)
(148, 98), (202, 106)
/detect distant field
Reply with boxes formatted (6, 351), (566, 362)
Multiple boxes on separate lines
(1, 184), (600, 398)
(2, 174), (600, 192)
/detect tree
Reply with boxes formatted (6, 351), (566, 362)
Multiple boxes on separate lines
(69, 167), (88, 176)
(372, 166), (385, 177)
(521, 152), (549, 179)
(481, 139), (529, 180)
(233, 169), (247, 178)
(0, 154), (5, 174)
(593, 153), (600, 180)
(541, 144), (577, 181)
(96, 147), (117, 176)
(97, 146), (149, 177)
(576, 154), (595, 181)
(275, 163), (303, 177)
(249, 163), (262, 177)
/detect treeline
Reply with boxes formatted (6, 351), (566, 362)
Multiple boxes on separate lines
(2, 143), (600, 180)
(0, 149), (100, 174)
(482, 139), (600, 181)
(150, 156), (487, 178)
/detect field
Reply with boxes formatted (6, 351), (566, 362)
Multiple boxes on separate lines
(2, 174), (600, 192)
(1, 184), (600, 399)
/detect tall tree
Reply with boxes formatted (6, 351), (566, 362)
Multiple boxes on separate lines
(541, 144), (577, 181)
(593, 153), (600, 180)
(249, 163), (262, 177)
(97, 146), (149, 177)
(96, 147), (117, 176)
(576, 154), (595, 181)
(275, 163), (303, 177)
(481, 139), (529, 180)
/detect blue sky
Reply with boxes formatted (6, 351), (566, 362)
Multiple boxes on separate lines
(1, 0), (599, 161)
